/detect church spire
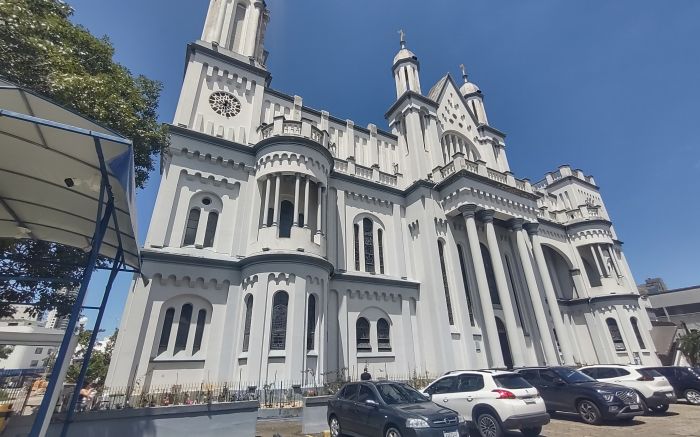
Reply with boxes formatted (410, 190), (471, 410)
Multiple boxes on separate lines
(202, 0), (269, 66)
(392, 29), (422, 98)
(460, 64), (469, 83)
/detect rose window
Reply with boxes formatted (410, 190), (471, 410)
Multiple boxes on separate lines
(209, 91), (241, 118)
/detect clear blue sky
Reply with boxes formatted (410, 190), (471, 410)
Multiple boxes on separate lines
(69, 0), (700, 336)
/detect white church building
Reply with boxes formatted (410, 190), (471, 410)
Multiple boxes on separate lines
(106, 0), (659, 389)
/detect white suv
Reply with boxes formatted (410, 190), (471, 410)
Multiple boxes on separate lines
(422, 370), (549, 437)
(579, 365), (676, 413)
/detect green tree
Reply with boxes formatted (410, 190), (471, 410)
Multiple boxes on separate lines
(66, 329), (118, 389)
(0, 0), (168, 317)
(678, 331), (700, 367)
(0, 345), (13, 360)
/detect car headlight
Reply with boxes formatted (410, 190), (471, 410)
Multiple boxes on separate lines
(597, 390), (614, 403)
(406, 418), (430, 429)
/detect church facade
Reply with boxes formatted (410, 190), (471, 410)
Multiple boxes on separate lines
(106, 0), (659, 389)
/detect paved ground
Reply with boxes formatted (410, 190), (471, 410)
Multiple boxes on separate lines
(255, 402), (700, 437)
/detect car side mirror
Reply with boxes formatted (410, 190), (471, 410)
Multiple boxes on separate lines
(365, 399), (379, 407)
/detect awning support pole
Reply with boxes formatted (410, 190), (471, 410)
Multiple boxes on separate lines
(60, 249), (123, 437)
(28, 192), (114, 437)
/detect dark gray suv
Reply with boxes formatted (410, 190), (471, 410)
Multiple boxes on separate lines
(328, 381), (469, 437)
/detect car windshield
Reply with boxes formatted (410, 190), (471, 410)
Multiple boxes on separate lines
(553, 367), (596, 384)
(376, 383), (429, 405)
(494, 374), (532, 389)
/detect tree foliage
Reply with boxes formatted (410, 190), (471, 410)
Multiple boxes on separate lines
(0, 0), (167, 187)
(0, 0), (167, 316)
(678, 330), (700, 367)
(65, 329), (117, 389)
(0, 345), (13, 360)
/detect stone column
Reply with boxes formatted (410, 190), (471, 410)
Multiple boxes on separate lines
(293, 173), (301, 226)
(261, 176), (271, 228)
(303, 178), (311, 229)
(244, 1), (263, 56)
(316, 184), (323, 235)
(459, 205), (504, 368)
(525, 223), (576, 365)
(479, 210), (525, 367)
(596, 244), (610, 276)
(272, 174), (281, 227)
(590, 245), (605, 278)
(510, 219), (559, 364)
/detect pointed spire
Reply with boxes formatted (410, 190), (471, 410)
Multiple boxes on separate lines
(460, 64), (469, 83)
(399, 29), (406, 49)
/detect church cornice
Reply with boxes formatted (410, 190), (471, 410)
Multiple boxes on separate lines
(557, 293), (641, 307)
(188, 41), (272, 85)
(332, 272), (421, 290)
(384, 91), (439, 120)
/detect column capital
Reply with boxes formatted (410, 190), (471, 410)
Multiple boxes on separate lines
(458, 204), (479, 218)
(508, 218), (525, 231)
(523, 222), (540, 236)
(477, 209), (496, 223)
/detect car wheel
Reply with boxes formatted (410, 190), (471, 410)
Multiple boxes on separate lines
(577, 399), (603, 425)
(685, 389), (700, 405)
(521, 426), (542, 437)
(329, 415), (342, 437)
(651, 404), (669, 413)
(639, 398), (649, 415)
(476, 412), (503, 437)
(385, 426), (402, 437)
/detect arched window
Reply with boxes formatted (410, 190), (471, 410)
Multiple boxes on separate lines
(457, 244), (475, 326)
(356, 317), (371, 352)
(270, 292), (289, 350)
(306, 295), (316, 351)
(158, 308), (175, 354)
(606, 318), (626, 351)
(363, 218), (375, 273)
(279, 200), (294, 238)
(378, 229), (385, 274)
(203, 212), (218, 248)
(242, 295), (253, 352)
(437, 240), (455, 325)
(480, 244), (501, 305)
(354, 224), (360, 271)
(174, 304), (193, 354)
(192, 309), (206, 354)
(183, 209), (200, 246)
(377, 318), (391, 351)
(631, 317), (646, 349)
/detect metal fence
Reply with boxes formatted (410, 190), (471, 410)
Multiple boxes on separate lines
(75, 371), (439, 412)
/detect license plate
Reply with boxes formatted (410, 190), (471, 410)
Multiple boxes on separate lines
(629, 404), (639, 410)
(443, 432), (459, 437)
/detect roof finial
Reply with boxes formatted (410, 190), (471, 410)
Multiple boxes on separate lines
(460, 64), (468, 83)
(399, 29), (406, 49)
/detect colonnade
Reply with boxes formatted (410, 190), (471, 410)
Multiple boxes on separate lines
(459, 205), (575, 367)
(260, 173), (325, 236)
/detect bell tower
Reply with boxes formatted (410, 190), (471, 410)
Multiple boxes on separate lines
(172, 0), (272, 144)
(201, 0), (270, 66)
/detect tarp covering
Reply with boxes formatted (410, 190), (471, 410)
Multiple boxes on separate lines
(0, 80), (140, 268)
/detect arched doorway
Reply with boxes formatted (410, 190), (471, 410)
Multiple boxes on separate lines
(279, 200), (294, 238)
(495, 317), (514, 369)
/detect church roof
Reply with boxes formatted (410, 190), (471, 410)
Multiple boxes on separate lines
(427, 74), (449, 102)
(393, 48), (418, 66)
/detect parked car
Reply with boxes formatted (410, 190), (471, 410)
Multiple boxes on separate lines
(579, 364), (676, 413)
(514, 366), (643, 425)
(327, 380), (469, 437)
(642, 366), (700, 406)
(422, 370), (549, 437)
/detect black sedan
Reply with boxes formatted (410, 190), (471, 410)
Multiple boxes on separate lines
(328, 380), (469, 437)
